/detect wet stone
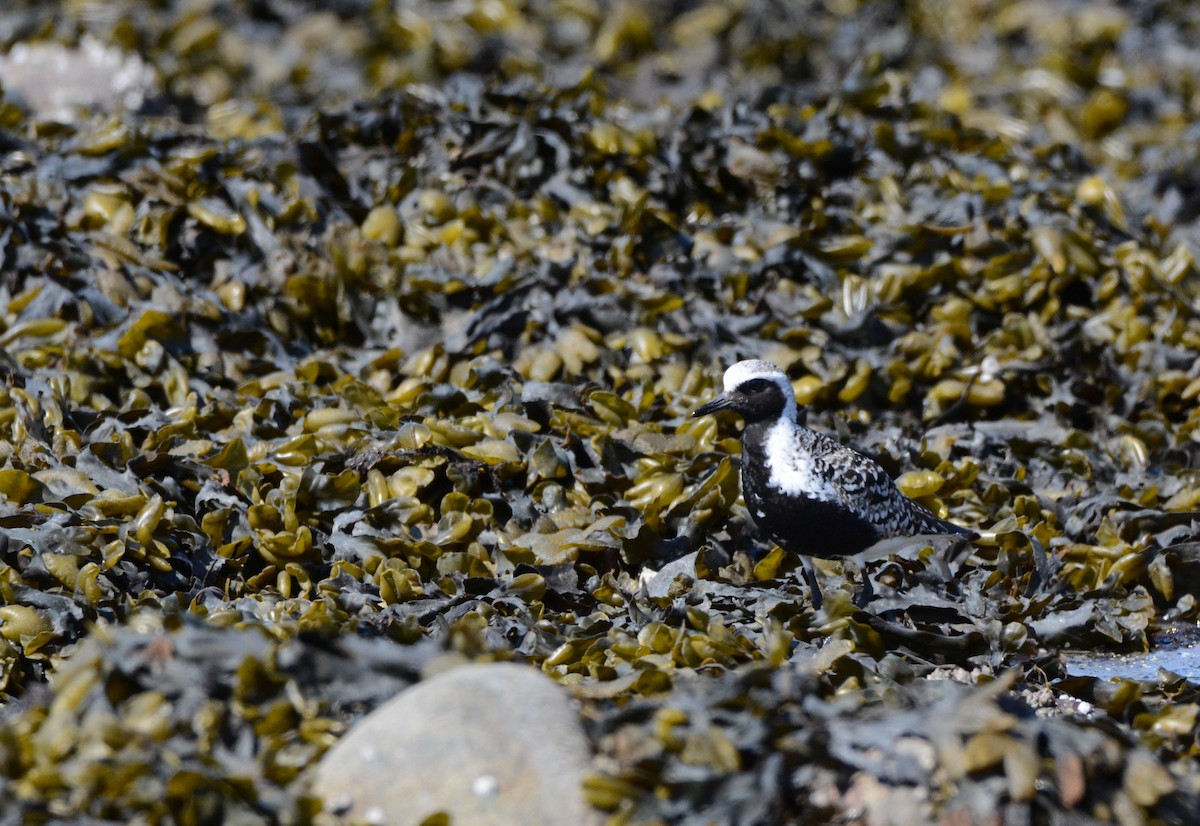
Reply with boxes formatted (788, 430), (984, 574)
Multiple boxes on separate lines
(312, 662), (600, 826)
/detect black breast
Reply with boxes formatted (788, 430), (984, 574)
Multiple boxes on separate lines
(739, 422), (882, 559)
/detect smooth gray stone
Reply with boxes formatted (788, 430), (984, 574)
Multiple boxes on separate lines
(313, 661), (599, 826)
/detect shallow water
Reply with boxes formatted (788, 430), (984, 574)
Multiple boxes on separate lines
(1065, 648), (1200, 682)
(1065, 628), (1200, 682)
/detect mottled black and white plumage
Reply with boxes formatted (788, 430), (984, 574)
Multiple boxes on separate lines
(693, 359), (975, 606)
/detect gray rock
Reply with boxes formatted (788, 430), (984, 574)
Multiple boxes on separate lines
(313, 661), (600, 826)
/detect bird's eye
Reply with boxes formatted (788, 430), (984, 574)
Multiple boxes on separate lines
(742, 379), (771, 394)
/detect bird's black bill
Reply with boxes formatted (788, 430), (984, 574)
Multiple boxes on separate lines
(692, 394), (733, 417)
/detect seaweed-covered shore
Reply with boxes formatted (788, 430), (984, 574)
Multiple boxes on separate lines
(1, 1), (1200, 823)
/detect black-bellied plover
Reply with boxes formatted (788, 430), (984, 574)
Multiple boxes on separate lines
(693, 359), (975, 607)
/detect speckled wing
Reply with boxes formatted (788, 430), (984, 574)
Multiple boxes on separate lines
(818, 438), (971, 540)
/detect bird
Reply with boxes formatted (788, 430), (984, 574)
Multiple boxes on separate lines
(692, 359), (976, 608)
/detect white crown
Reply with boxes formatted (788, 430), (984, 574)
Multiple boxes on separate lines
(722, 359), (786, 392)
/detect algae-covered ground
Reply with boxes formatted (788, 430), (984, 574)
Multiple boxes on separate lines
(1, 1), (1200, 823)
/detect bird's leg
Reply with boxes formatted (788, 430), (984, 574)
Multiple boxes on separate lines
(852, 557), (874, 608)
(798, 555), (823, 610)
(938, 536), (975, 596)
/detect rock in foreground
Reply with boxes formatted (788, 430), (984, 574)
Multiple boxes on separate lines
(313, 662), (598, 826)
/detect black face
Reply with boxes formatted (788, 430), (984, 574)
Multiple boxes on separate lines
(693, 377), (790, 423)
